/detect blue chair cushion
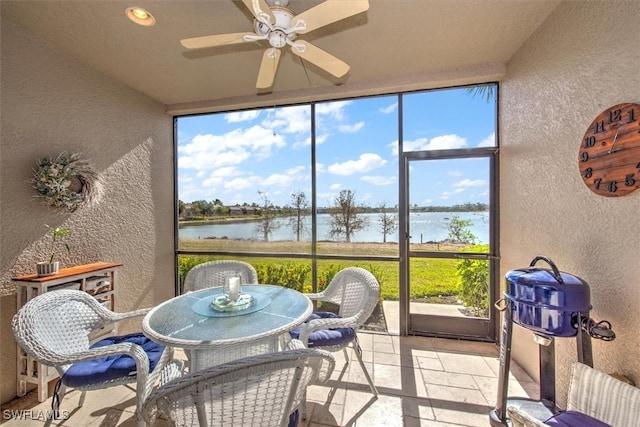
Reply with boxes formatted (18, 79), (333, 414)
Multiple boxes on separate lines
(544, 410), (611, 427)
(289, 312), (355, 347)
(288, 409), (299, 427)
(62, 333), (164, 388)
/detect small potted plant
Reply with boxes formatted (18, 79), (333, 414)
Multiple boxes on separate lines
(36, 224), (72, 277)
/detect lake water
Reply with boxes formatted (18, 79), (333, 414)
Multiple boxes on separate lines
(179, 211), (489, 244)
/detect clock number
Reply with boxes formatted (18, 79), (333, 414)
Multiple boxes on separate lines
(584, 136), (596, 148)
(580, 151), (589, 162)
(629, 108), (636, 123)
(594, 120), (605, 133)
(609, 109), (622, 123)
(594, 178), (602, 189)
(584, 168), (592, 178)
(608, 181), (618, 193)
(625, 174), (636, 187)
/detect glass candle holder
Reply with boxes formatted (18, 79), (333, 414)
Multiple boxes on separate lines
(224, 274), (242, 302)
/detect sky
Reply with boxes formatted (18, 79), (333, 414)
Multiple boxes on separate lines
(177, 86), (496, 208)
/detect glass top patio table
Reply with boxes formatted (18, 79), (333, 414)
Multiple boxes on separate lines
(142, 285), (312, 350)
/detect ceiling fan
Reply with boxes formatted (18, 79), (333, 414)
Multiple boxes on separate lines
(180, 0), (369, 90)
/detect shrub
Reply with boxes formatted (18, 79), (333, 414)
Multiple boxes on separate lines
(317, 264), (341, 292)
(455, 244), (490, 316)
(254, 262), (311, 293)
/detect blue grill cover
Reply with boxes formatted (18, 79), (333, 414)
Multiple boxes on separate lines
(505, 256), (591, 337)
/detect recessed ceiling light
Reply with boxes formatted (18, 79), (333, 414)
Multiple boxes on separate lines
(125, 7), (156, 26)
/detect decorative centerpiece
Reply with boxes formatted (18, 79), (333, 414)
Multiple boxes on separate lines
(36, 224), (71, 277)
(211, 274), (253, 312)
(31, 152), (100, 212)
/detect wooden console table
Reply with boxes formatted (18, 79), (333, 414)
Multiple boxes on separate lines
(12, 262), (122, 402)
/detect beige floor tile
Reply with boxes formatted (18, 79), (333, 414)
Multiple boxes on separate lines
(437, 352), (496, 377)
(400, 395), (436, 421)
(373, 342), (396, 354)
(416, 356), (445, 371)
(431, 406), (491, 427)
(422, 369), (479, 390)
(374, 351), (415, 367)
(307, 400), (344, 426)
(347, 394), (404, 426)
(425, 383), (489, 406)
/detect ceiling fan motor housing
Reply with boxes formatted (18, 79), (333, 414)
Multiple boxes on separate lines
(254, 6), (297, 48)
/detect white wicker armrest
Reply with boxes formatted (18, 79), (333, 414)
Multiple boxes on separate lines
(286, 339), (306, 350)
(91, 307), (152, 328)
(113, 307), (152, 320)
(507, 406), (547, 427)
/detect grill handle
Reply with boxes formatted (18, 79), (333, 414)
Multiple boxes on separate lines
(529, 255), (564, 284)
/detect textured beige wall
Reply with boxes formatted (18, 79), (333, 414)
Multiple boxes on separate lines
(0, 19), (174, 403)
(501, 1), (640, 405)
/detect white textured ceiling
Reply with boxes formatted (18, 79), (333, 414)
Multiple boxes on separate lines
(2, 0), (560, 114)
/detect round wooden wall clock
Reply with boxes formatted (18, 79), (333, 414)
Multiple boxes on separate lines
(579, 102), (640, 197)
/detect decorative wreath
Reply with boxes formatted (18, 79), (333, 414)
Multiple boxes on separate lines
(31, 152), (100, 212)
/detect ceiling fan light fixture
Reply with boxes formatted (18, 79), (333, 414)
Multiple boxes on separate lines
(266, 0), (289, 7)
(125, 7), (156, 26)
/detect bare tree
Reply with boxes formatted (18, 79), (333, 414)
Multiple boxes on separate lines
(254, 192), (280, 241)
(288, 190), (309, 241)
(328, 189), (368, 242)
(378, 202), (398, 243)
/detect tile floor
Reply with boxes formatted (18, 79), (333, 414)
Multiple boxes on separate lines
(1, 332), (538, 427)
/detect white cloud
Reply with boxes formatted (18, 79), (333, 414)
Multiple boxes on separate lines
(389, 134), (468, 155)
(316, 101), (351, 120)
(178, 126), (285, 170)
(380, 102), (398, 114)
(453, 179), (487, 188)
(440, 188), (465, 199)
(293, 133), (329, 148)
(387, 140), (399, 155)
(224, 176), (259, 191)
(328, 153), (387, 176)
(262, 105), (311, 135)
(211, 166), (241, 178)
(329, 183), (342, 190)
(202, 166), (243, 187)
(361, 175), (396, 186)
(263, 173), (295, 187)
(427, 134), (468, 150)
(339, 121), (365, 133)
(225, 110), (260, 123)
(478, 132), (495, 147)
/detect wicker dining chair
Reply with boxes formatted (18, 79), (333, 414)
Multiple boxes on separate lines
(12, 289), (183, 427)
(289, 267), (380, 396)
(183, 260), (258, 293)
(142, 342), (335, 427)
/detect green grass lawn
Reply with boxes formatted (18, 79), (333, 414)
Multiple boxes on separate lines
(179, 239), (461, 301)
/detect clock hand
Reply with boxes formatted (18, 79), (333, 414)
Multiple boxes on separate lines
(608, 128), (620, 153)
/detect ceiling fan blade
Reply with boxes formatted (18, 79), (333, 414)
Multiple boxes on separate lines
(257, 48), (281, 89)
(181, 32), (256, 49)
(241, 0), (275, 25)
(290, 0), (369, 34)
(290, 40), (349, 78)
